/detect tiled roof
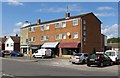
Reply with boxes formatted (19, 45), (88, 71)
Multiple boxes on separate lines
(0, 37), (7, 43)
(10, 36), (20, 43)
(21, 12), (102, 29)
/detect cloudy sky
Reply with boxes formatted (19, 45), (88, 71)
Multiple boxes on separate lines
(2, 1), (119, 39)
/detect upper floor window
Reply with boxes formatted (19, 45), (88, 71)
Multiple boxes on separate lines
(83, 25), (86, 30)
(33, 37), (36, 42)
(62, 22), (66, 28)
(40, 25), (44, 31)
(7, 44), (9, 47)
(29, 37), (31, 42)
(55, 23), (60, 28)
(40, 36), (44, 41)
(45, 36), (49, 40)
(83, 31), (86, 36)
(74, 32), (78, 39)
(29, 27), (36, 32)
(11, 43), (13, 47)
(55, 34), (60, 40)
(45, 25), (50, 30)
(83, 20), (86, 24)
(73, 19), (78, 26)
(62, 34), (66, 39)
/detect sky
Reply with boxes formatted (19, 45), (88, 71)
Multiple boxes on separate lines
(1, 1), (119, 39)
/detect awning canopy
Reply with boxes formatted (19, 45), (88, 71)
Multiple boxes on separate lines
(41, 42), (59, 48)
(59, 42), (80, 48)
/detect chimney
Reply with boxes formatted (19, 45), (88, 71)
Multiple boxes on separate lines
(37, 18), (41, 24)
(16, 34), (18, 37)
(66, 12), (70, 19)
(4, 36), (6, 38)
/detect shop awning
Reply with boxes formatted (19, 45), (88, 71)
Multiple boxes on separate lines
(59, 42), (80, 48)
(41, 42), (59, 48)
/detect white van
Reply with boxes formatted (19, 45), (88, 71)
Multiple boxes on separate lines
(32, 49), (52, 58)
(105, 50), (120, 64)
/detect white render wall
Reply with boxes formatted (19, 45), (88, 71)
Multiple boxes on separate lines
(5, 37), (14, 51)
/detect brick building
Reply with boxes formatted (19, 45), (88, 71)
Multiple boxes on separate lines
(20, 12), (103, 57)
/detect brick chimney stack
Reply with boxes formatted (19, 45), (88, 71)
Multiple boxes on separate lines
(4, 36), (6, 38)
(66, 12), (70, 19)
(16, 34), (18, 37)
(37, 18), (41, 24)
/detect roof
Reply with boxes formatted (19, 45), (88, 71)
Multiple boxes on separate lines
(21, 12), (102, 29)
(107, 43), (120, 48)
(0, 37), (7, 43)
(10, 36), (20, 43)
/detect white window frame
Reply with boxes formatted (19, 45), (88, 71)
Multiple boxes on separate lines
(62, 22), (66, 28)
(83, 31), (86, 36)
(45, 36), (49, 40)
(33, 37), (36, 42)
(46, 24), (50, 30)
(40, 36), (44, 41)
(55, 34), (59, 40)
(73, 19), (78, 26)
(40, 25), (44, 31)
(55, 22), (60, 28)
(62, 34), (66, 39)
(74, 32), (78, 39)
(83, 20), (86, 24)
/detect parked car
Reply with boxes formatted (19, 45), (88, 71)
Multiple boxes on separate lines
(32, 49), (52, 58)
(69, 53), (89, 64)
(105, 50), (120, 64)
(0, 50), (5, 57)
(10, 51), (23, 57)
(3, 50), (10, 55)
(87, 52), (113, 67)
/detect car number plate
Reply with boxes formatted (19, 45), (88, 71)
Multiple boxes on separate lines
(90, 59), (95, 61)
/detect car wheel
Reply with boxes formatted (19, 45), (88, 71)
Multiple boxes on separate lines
(99, 62), (104, 67)
(82, 59), (86, 64)
(109, 61), (113, 66)
(72, 62), (75, 64)
(87, 64), (91, 67)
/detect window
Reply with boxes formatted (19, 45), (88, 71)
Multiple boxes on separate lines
(40, 36), (44, 41)
(33, 27), (36, 32)
(74, 32), (78, 39)
(83, 20), (86, 24)
(83, 25), (86, 30)
(45, 36), (49, 40)
(46, 25), (50, 30)
(29, 27), (31, 32)
(40, 25), (44, 31)
(55, 23), (60, 28)
(62, 22), (66, 28)
(7, 44), (9, 47)
(73, 19), (78, 26)
(83, 31), (86, 36)
(83, 37), (86, 41)
(29, 37), (31, 42)
(55, 34), (59, 40)
(62, 34), (66, 39)
(33, 37), (36, 42)
(11, 43), (13, 47)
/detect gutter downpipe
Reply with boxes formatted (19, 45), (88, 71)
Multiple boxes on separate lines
(80, 18), (83, 53)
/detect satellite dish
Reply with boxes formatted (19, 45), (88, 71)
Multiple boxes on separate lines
(67, 32), (70, 36)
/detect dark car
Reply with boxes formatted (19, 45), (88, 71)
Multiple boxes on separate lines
(87, 52), (113, 67)
(10, 51), (23, 57)
(0, 50), (5, 57)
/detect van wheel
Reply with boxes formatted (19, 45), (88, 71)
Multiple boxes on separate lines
(33, 55), (36, 58)
(42, 56), (44, 59)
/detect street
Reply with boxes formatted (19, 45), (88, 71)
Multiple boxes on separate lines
(1, 56), (119, 78)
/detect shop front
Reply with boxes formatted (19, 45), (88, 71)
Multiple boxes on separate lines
(41, 42), (59, 57)
(58, 42), (80, 58)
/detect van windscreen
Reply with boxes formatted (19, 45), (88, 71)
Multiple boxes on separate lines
(106, 52), (115, 56)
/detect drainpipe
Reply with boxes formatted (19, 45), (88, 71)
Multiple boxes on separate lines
(80, 18), (83, 53)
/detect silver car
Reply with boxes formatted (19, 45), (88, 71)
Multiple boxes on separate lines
(69, 53), (89, 64)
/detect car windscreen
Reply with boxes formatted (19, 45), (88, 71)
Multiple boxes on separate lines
(106, 52), (115, 56)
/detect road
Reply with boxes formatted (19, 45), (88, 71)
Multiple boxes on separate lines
(1, 57), (119, 78)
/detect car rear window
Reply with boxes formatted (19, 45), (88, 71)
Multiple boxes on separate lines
(89, 54), (97, 59)
(74, 54), (82, 56)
